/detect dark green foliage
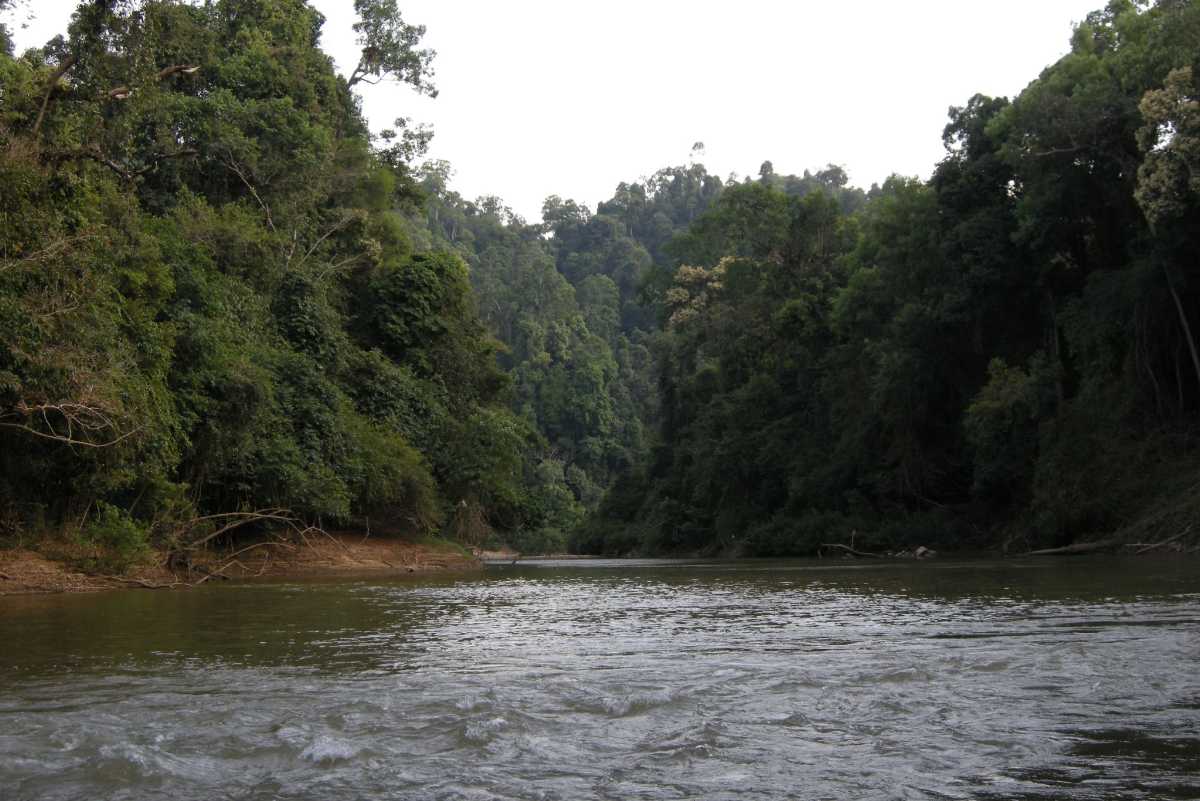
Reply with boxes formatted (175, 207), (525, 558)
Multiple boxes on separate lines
(5, 0), (1200, 561)
(78, 502), (152, 574)
(581, 0), (1200, 555)
(0, 0), (534, 552)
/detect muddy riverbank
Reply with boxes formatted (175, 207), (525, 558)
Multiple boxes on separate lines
(0, 534), (480, 595)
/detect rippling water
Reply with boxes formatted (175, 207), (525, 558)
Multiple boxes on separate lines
(2, 557), (1199, 800)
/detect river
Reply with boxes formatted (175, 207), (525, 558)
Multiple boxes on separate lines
(1, 557), (1198, 800)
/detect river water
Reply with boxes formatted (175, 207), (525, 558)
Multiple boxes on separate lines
(1, 557), (1198, 800)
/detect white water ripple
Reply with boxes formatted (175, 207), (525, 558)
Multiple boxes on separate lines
(0, 558), (1198, 800)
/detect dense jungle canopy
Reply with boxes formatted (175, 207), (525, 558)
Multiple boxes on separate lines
(1, 0), (1198, 564)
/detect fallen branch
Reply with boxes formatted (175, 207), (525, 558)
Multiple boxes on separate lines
(181, 509), (299, 551)
(101, 575), (180, 590)
(1134, 526), (1193, 555)
(820, 543), (883, 559)
(193, 539), (294, 583)
(167, 508), (333, 583)
(224, 539), (296, 560)
(309, 525), (350, 552)
(1113, 479), (1200, 539)
(1026, 538), (1123, 556)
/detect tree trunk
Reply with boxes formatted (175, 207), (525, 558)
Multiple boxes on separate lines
(32, 56), (77, 138)
(1164, 265), (1200, 405)
(1045, 290), (1065, 409)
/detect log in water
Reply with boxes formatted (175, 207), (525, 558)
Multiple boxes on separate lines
(1, 557), (1198, 800)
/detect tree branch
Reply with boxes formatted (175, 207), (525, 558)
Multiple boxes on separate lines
(0, 421), (137, 449)
(104, 65), (200, 102)
(0, 400), (135, 449)
(222, 156), (277, 233)
(32, 56), (77, 139)
(297, 214), (358, 268)
(46, 147), (198, 181)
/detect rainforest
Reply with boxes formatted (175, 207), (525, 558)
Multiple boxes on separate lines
(2, 0), (1200, 570)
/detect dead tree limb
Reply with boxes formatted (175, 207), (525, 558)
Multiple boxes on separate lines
(101, 575), (181, 590)
(1134, 526), (1193, 555)
(181, 510), (299, 551)
(221, 156), (276, 233)
(820, 543), (883, 559)
(0, 400), (137, 449)
(1026, 538), (1124, 556)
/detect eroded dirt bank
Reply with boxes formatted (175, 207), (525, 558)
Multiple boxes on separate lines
(0, 534), (480, 595)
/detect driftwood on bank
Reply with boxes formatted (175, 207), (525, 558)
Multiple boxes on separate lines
(1132, 526), (1193, 554)
(1026, 522), (1197, 556)
(819, 543), (884, 559)
(1026, 538), (1125, 556)
(100, 574), (181, 590)
(162, 508), (323, 586)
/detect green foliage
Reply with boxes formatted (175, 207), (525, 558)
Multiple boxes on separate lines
(964, 358), (1055, 509)
(5, 0), (1200, 562)
(0, 0), (543, 555)
(580, 0), (1200, 556)
(348, 0), (436, 95)
(79, 502), (151, 574)
(341, 413), (440, 531)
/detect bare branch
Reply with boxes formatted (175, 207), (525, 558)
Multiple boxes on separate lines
(315, 254), (366, 282)
(222, 156), (277, 233)
(296, 213), (359, 269)
(182, 510), (301, 550)
(0, 422), (137, 449)
(0, 400), (137, 448)
(45, 147), (198, 181)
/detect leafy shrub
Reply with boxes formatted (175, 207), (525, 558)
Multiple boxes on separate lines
(80, 502), (151, 574)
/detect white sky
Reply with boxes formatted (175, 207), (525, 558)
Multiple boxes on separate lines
(9, 0), (1103, 221)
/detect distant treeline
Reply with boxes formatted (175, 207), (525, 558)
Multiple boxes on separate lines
(1, 0), (1198, 564)
(572, 0), (1200, 555)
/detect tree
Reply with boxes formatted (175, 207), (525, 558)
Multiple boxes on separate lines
(1137, 66), (1200, 390)
(347, 0), (435, 94)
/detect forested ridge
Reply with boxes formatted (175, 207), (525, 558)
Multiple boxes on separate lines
(1, 0), (1198, 568)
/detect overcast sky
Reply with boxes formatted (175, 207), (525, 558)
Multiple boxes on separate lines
(10, 0), (1103, 220)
